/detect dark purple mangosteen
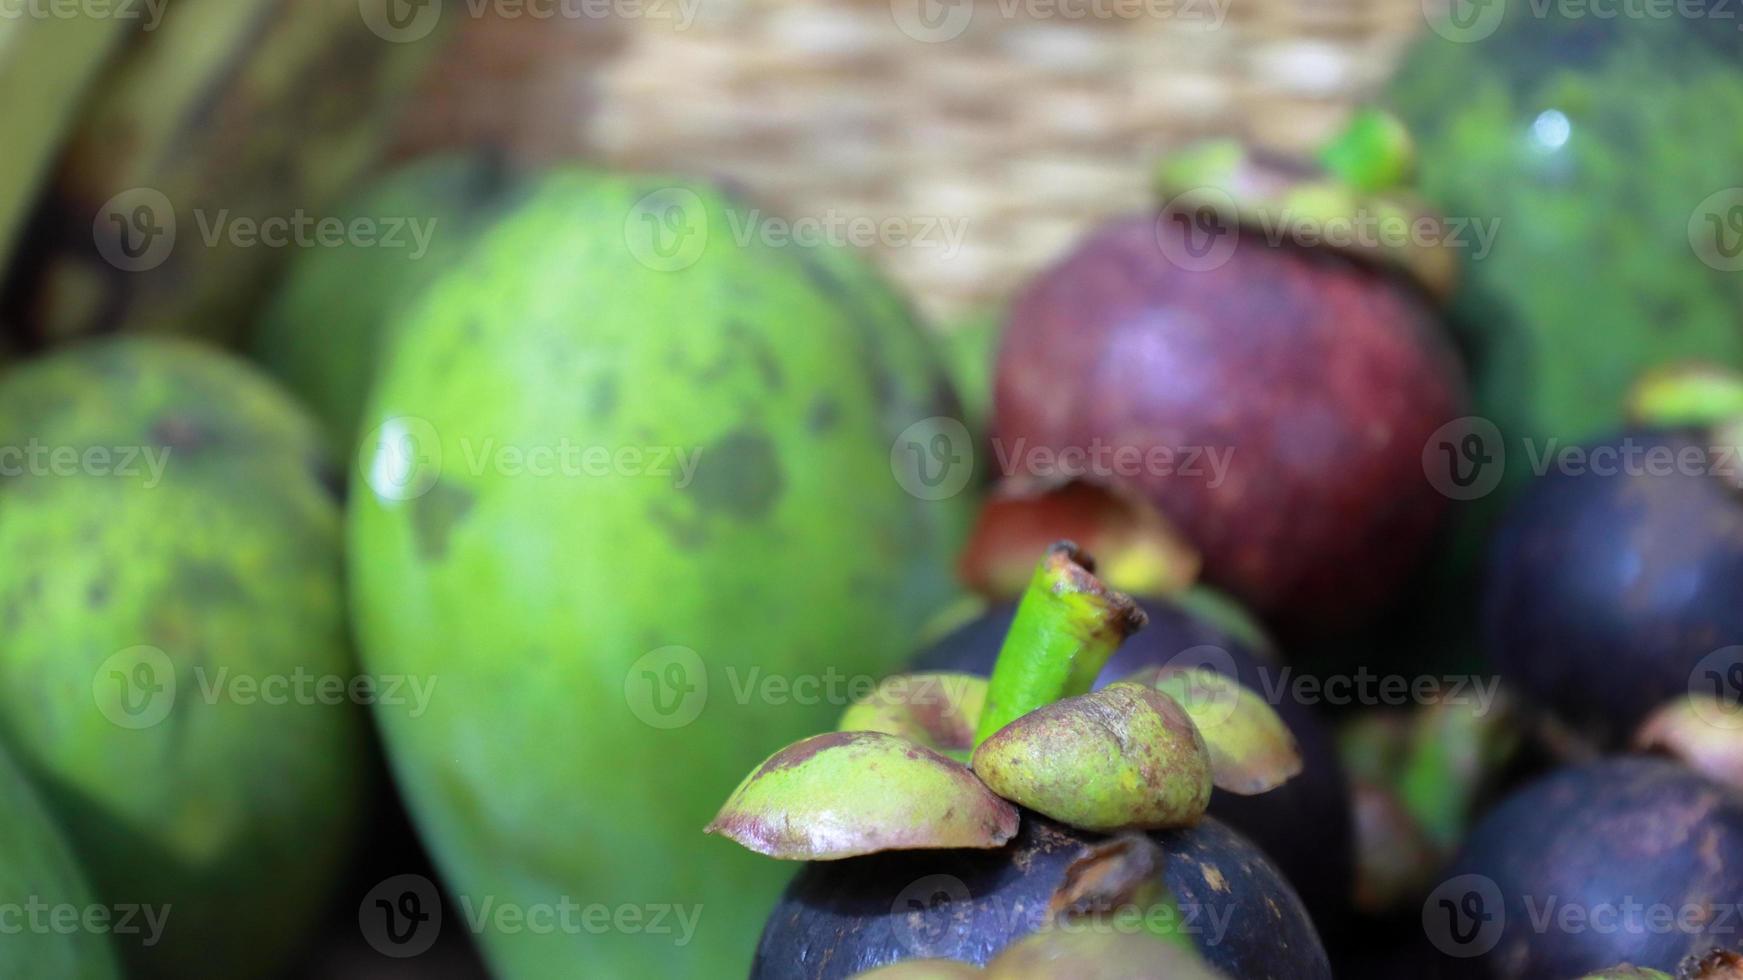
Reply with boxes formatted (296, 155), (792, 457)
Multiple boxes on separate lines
(1483, 427), (1743, 742)
(912, 596), (1353, 926)
(752, 813), (1330, 980)
(1437, 757), (1743, 978)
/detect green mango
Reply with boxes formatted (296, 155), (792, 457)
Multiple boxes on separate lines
(350, 172), (973, 976)
(252, 152), (525, 455)
(0, 338), (364, 977)
(0, 741), (119, 979)
(1389, 11), (1743, 504)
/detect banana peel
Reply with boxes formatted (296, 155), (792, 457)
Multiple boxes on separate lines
(8, 0), (452, 347)
(0, 8), (137, 284)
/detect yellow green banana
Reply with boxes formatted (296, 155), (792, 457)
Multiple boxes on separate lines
(11, 0), (451, 346)
(0, 6), (138, 282)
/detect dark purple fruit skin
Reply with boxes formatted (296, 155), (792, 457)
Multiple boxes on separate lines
(752, 815), (1330, 980)
(912, 598), (1353, 927)
(1443, 757), (1743, 978)
(1483, 428), (1743, 741)
(993, 215), (1466, 631)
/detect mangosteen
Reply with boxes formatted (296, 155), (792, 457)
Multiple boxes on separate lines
(912, 595), (1353, 926)
(707, 543), (1323, 979)
(1437, 757), (1743, 978)
(752, 812), (1329, 980)
(990, 121), (1467, 632)
(1483, 427), (1743, 743)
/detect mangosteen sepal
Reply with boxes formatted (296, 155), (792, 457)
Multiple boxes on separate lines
(703, 730), (1019, 860)
(1154, 115), (1457, 303)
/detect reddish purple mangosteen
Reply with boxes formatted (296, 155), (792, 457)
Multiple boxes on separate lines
(991, 118), (1468, 632)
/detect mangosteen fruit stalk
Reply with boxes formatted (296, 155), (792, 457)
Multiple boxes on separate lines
(1483, 364), (1743, 746)
(911, 579), (1352, 932)
(991, 110), (1468, 634)
(708, 543), (1330, 979)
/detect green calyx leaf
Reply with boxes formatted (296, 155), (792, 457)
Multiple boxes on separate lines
(706, 731), (1018, 860)
(1318, 108), (1417, 193)
(1152, 133), (1455, 302)
(972, 682), (1212, 832)
(975, 542), (1147, 747)
(1125, 667), (1302, 795)
(1626, 362), (1743, 430)
(839, 672), (988, 762)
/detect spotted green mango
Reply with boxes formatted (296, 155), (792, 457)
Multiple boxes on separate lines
(1389, 11), (1743, 507)
(0, 337), (364, 978)
(0, 742), (118, 979)
(349, 172), (973, 977)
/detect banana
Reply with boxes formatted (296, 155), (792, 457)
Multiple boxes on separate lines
(7, 0), (452, 347)
(0, 6), (138, 282)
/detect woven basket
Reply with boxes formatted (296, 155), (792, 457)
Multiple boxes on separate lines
(394, 0), (1427, 326)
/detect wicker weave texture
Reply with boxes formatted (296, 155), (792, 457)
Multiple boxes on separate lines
(398, 0), (1428, 325)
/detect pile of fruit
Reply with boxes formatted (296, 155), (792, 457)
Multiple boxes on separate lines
(2, 3), (1743, 979)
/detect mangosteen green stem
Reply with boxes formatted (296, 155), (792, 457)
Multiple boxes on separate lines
(972, 542), (1146, 747)
(1317, 108), (1416, 193)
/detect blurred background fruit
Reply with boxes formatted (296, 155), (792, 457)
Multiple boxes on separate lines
(993, 197), (1465, 632)
(1388, 5), (1743, 525)
(1484, 427), (1743, 744)
(0, 10), (134, 283)
(2, 0), (450, 349)
(1444, 757), (1743, 978)
(0, 742), (118, 979)
(348, 173), (973, 976)
(0, 338), (364, 976)
(254, 152), (526, 456)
